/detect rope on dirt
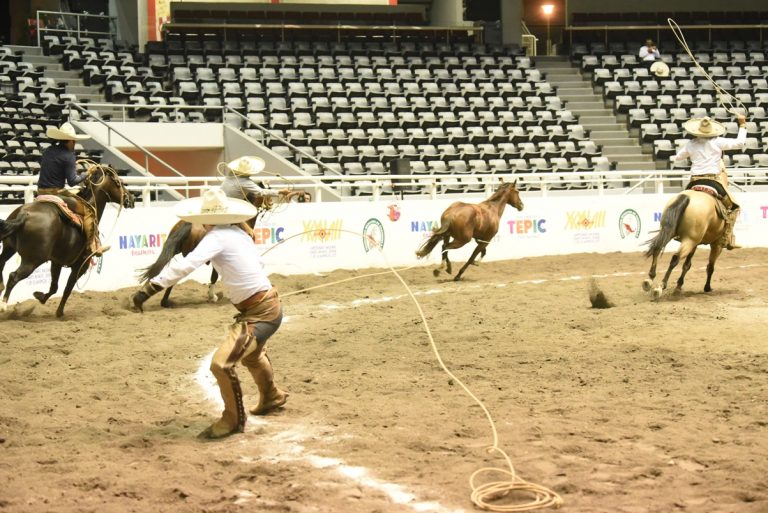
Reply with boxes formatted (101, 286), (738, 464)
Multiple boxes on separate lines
(261, 228), (563, 511)
(667, 18), (746, 116)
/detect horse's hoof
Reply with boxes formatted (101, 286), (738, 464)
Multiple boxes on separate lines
(652, 287), (663, 300)
(432, 269), (440, 277)
(453, 276), (462, 282)
(33, 292), (48, 304)
(0, 302), (7, 312)
(704, 285), (712, 293)
(55, 310), (64, 318)
(160, 300), (172, 308)
(642, 279), (653, 292)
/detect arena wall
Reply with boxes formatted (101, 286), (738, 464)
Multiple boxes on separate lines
(2, 192), (767, 304)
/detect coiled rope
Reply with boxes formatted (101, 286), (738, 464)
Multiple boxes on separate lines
(262, 228), (563, 511)
(667, 18), (747, 115)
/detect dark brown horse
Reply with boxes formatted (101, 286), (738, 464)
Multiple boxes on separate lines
(415, 181), (523, 281)
(643, 190), (728, 299)
(0, 166), (135, 317)
(139, 189), (310, 307)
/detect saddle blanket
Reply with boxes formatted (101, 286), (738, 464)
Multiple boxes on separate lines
(35, 195), (83, 228)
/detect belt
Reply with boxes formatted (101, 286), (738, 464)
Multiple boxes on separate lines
(234, 288), (271, 312)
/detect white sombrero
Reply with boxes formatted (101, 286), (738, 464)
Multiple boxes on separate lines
(683, 117), (726, 138)
(46, 122), (91, 141)
(221, 156), (266, 177)
(175, 188), (258, 225)
(650, 61), (670, 78)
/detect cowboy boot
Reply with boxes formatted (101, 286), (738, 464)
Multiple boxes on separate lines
(199, 364), (246, 439)
(82, 211), (110, 256)
(244, 352), (288, 415)
(724, 209), (741, 250)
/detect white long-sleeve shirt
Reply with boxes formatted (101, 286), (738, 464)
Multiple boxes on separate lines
(673, 127), (747, 176)
(152, 224), (272, 304)
(221, 176), (280, 201)
(638, 45), (660, 61)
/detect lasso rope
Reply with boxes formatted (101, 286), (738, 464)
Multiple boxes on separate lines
(667, 18), (747, 116)
(261, 228), (563, 511)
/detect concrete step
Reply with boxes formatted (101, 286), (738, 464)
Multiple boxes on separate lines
(66, 85), (101, 95)
(581, 123), (626, 131)
(579, 115), (619, 125)
(569, 108), (614, 117)
(542, 67), (580, 75)
(612, 154), (654, 162)
(5, 45), (42, 56)
(74, 94), (105, 102)
(590, 130), (631, 139)
(615, 161), (658, 170)
(556, 87), (594, 96)
(44, 70), (81, 79)
(565, 101), (605, 110)
(602, 145), (647, 156)
(22, 55), (60, 66)
(548, 77), (589, 86)
(599, 137), (640, 147)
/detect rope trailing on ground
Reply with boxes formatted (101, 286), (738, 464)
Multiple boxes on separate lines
(262, 229), (563, 511)
(667, 18), (746, 116)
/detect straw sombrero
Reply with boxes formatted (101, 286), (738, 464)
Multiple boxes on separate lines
(650, 61), (669, 78)
(683, 117), (726, 138)
(222, 156), (266, 177)
(46, 122), (91, 141)
(175, 188), (258, 225)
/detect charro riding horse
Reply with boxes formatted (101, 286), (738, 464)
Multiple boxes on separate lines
(643, 188), (730, 299)
(139, 189), (310, 307)
(415, 181), (523, 281)
(0, 166), (135, 317)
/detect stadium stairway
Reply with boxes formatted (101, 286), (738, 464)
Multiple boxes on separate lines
(537, 55), (655, 171)
(4, 45), (111, 116)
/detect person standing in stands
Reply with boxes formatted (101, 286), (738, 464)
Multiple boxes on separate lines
(130, 188), (288, 439)
(36, 122), (109, 256)
(673, 114), (747, 250)
(638, 38), (660, 67)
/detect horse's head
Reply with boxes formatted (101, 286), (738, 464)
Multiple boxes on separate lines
(83, 166), (135, 209)
(501, 180), (524, 211)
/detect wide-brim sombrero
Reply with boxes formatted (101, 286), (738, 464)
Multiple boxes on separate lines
(683, 117), (726, 138)
(650, 61), (670, 77)
(46, 122), (91, 141)
(221, 156), (266, 177)
(175, 188), (258, 225)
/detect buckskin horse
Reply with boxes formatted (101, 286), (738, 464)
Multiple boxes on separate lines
(0, 166), (135, 317)
(139, 189), (310, 307)
(415, 181), (524, 281)
(643, 188), (729, 299)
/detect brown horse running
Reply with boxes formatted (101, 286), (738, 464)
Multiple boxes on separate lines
(139, 189), (310, 307)
(643, 190), (728, 299)
(0, 167), (135, 317)
(415, 181), (523, 281)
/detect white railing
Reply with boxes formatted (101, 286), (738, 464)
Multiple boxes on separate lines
(2, 170), (766, 207)
(36, 10), (117, 47)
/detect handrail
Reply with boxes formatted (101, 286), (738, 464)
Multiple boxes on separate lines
(2, 170), (765, 206)
(69, 103), (185, 180)
(35, 10), (117, 47)
(223, 107), (342, 177)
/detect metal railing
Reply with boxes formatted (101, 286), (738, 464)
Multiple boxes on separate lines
(521, 21), (538, 57)
(35, 10), (117, 48)
(564, 23), (768, 47)
(2, 170), (766, 207)
(69, 103), (185, 181)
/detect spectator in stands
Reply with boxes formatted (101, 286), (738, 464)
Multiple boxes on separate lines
(674, 114), (747, 250)
(638, 38), (660, 67)
(36, 122), (109, 256)
(130, 188), (289, 439)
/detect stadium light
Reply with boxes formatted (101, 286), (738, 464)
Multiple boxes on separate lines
(542, 4), (555, 56)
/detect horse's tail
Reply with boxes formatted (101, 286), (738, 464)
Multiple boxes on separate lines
(138, 222), (193, 282)
(644, 194), (689, 258)
(415, 219), (451, 259)
(0, 212), (28, 241)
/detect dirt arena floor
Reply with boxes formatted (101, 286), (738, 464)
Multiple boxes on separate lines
(1, 249), (766, 513)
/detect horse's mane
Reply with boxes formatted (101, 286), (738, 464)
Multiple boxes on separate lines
(486, 182), (512, 202)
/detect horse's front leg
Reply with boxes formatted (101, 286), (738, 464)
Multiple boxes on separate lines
(33, 264), (62, 304)
(454, 244), (486, 281)
(704, 244), (723, 292)
(207, 268), (219, 302)
(160, 286), (174, 308)
(0, 243), (17, 293)
(56, 260), (89, 318)
(0, 260), (43, 312)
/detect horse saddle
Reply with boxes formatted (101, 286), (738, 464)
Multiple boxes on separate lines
(35, 195), (83, 228)
(685, 179), (728, 220)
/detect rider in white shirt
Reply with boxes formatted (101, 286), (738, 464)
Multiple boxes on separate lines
(673, 114), (747, 249)
(131, 188), (288, 439)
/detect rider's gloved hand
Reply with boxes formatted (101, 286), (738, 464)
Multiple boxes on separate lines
(130, 281), (164, 312)
(736, 114), (747, 127)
